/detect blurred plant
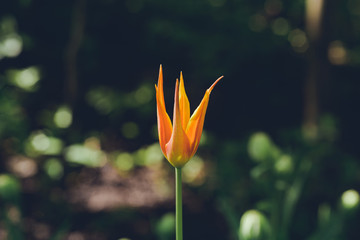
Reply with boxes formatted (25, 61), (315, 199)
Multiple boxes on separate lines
(214, 112), (359, 240)
(155, 65), (222, 240)
(6, 66), (41, 92)
(0, 174), (24, 240)
(234, 119), (359, 240)
(0, 16), (23, 59)
(155, 213), (176, 240)
(307, 189), (360, 240)
(238, 210), (271, 240)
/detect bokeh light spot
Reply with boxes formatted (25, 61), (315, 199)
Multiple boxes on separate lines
(143, 143), (163, 165)
(239, 210), (271, 240)
(7, 205), (21, 223)
(0, 174), (21, 200)
(44, 158), (64, 180)
(121, 122), (139, 139)
(25, 132), (64, 156)
(134, 85), (153, 104)
(182, 156), (205, 185)
(288, 29), (308, 52)
(115, 153), (134, 171)
(341, 189), (360, 210)
(86, 87), (116, 115)
(65, 144), (106, 167)
(7, 156), (37, 178)
(248, 132), (276, 162)
(8, 66), (41, 91)
(0, 34), (23, 58)
(45, 137), (64, 155)
(0, 16), (23, 59)
(54, 106), (73, 128)
(328, 41), (347, 65)
(133, 143), (163, 166)
(274, 155), (293, 174)
(271, 17), (289, 36)
(31, 132), (50, 152)
(155, 213), (175, 239)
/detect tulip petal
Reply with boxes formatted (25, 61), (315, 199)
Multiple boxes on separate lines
(186, 76), (223, 157)
(165, 79), (191, 167)
(179, 72), (190, 130)
(156, 65), (173, 157)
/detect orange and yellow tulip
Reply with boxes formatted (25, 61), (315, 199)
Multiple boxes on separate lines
(155, 65), (223, 168)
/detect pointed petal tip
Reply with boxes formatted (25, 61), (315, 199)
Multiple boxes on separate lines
(180, 71), (184, 83)
(158, 65), (164, 86)
(158, 65), (163, 79)
(208, 75), (223, 92)
(174, 78), (180, 101)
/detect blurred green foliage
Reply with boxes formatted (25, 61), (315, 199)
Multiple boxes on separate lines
(1, 0), (360, 240)
(0, 174), (21, 201)
(238, 210), (271, 240)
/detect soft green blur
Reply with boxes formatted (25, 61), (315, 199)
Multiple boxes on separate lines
(238, 210), (271, 240)
(1, 0), (360, 239)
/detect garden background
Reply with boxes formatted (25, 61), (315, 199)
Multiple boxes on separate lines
(1, 0), (360, 239)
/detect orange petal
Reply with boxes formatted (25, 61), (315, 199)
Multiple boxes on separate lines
(165, 79), (191, 167)
(186, 76), (223, 157)
(179, 72), (190, 130)
(156, 65), (172, 157)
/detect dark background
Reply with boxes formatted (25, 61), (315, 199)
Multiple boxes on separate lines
(1, 0), (360, 239)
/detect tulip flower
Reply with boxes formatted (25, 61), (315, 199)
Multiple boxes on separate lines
(155, 65), (223, 168)
(155, 65), (222, 240)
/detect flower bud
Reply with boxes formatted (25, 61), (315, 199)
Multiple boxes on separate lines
(238, 210), (271, 240)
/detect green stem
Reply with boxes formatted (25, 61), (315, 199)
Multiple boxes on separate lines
(175, 167), (183, 240)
